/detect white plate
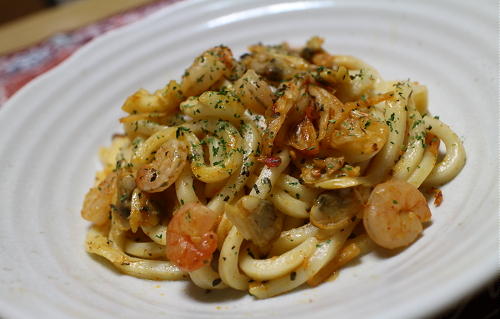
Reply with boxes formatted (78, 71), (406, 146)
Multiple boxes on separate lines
(0, 0), (497, 318)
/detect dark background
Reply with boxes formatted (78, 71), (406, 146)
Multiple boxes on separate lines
(0, 0), (68, 25)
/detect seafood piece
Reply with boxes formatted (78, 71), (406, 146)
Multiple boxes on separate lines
(310, 189), (362, 230)
(300, 157), (360, 184)
(166, 203), (219, 272)
(242, 42), (311, 82)
(363, 180), (431, 249)
(136, 139), (188, 193)
(329, 108), (389, 163)
(225, 195), (283, 248)
(81, 172), (117, 225)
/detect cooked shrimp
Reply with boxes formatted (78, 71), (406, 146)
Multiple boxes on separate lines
(329, 108), (389, 163)
(136, 139), (187, 193)
(166, 203), (219, 272)
(363, 179), (431, 249)
(81, 172), (116, 225)
(308, 88), (392, 162)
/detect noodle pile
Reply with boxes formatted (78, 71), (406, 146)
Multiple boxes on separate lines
(82, 37), (465, 298)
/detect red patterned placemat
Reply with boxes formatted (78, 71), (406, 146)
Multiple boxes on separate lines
(0, 0), (181, 106)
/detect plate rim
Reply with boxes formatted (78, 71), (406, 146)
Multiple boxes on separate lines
(0, 0), (497, 318)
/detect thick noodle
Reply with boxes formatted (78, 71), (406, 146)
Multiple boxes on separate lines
(81, 37), (465, 298)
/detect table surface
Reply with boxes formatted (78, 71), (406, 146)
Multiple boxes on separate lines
(0, 0), (156, 55)
(0, 1), (497, 318)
